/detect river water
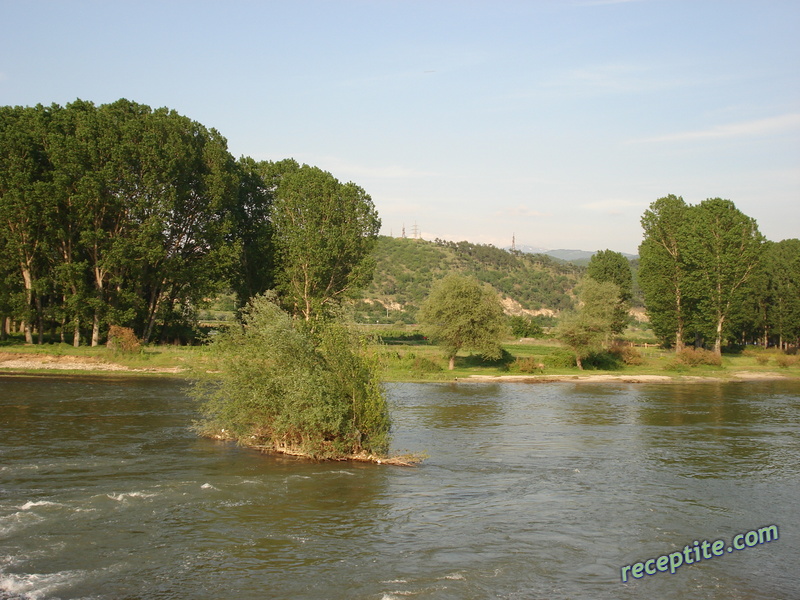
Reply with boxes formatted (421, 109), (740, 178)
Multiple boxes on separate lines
(0, 376), (798, 599)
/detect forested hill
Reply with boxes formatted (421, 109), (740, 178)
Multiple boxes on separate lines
(352, 237), (584, 323)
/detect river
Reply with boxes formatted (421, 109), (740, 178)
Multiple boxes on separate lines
(0, 376), (798, 599)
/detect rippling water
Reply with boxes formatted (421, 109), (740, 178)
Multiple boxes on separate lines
(1, 376), (798, 599)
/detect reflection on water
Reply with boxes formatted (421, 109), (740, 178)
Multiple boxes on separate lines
(0, 377), (798, 599)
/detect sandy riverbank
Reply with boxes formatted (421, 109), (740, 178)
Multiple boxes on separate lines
(463, 371), (796, 383)
(0, 352), (184, 374)
(1, 351), (797, 382)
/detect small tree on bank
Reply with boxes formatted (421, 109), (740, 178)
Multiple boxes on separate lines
(418, 274), (508, 370)
(191, 294), (390, 459)
(556, 278), (619, 369)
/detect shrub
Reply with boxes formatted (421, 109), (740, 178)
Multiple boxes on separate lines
(664, 347), (722, 369)
(542, 349), (577, 368)
(106, 326), (141, 352)
(775, 355), (798, 368)
(410, 356), (443, 374)
(191, 295), (390, 459)
(609, 343), (645, 366)
(583, 351), (623, 370)
(512, 356), (545, 373)
(508, 315), (544, 338)
(755, 355), (770, 365)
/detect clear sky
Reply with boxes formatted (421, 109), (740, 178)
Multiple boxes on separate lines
(2, 0), (798, 254)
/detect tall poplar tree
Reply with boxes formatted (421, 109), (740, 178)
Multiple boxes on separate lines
(682, 198), (764, 355)
(638, 195), (690, 351)
(764, 238), (800, 349)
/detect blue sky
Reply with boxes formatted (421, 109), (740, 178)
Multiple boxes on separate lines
(2, 0), (798, 254)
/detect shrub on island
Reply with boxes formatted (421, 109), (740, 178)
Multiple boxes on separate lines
(191, 294), (390, 460)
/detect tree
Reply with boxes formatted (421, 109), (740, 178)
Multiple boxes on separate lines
(638, 195), (691, 351)
(587, 249), (632, 303)
(418, 274), (508, 370)
(556, 278), (619, 369)
(763, 239), (800, 349)
(1, 99), (239, 345)
(683, 198), (764, 355)
(191, 294), (390, 459)
(271, 164), (381, 321)
(0, 104), (57, 344)
(586, 249), (632, 335)
(228, 156), (276, 308)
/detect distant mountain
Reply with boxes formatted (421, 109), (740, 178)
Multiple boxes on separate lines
(506, 246), (638, 263)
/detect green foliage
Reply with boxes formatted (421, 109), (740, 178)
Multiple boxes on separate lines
(0, 99), (238, 346)
(542, 348), (577, 368)
(508, 315), (544, 338)
(555, 278), (621, 369)
(587, 250), (633, 304)
(683, 198), (765, 354)
(511, 356), (545, 373)
(192, 295), (390, 459)
(418, 274), (509, 369)
(271, 164), (381, 321)
(586, 250), (632, 335)
(359, 236), (580, 323)
(639, 195), (778, 354)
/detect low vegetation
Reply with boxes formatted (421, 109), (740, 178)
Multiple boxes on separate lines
(191, 295), (391, 460)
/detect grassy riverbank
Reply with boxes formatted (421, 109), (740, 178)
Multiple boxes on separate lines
(1, 335), (798, 382)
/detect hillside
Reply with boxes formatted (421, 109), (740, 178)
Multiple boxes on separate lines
(351, 237), (584, 324)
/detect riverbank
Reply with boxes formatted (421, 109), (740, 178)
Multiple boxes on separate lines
(2, 349), (798, 383)
(462, 371), (796, 383)
(0, 352), (185, 375)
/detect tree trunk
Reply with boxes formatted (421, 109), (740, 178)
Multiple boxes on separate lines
(73, 318), (81, 347)
(91, 311), (101, 347)
(448, 355), (455, 370)
(576, 355), (583, 370)
(714, 317), (723, 356)
(674, 288), (685, 352)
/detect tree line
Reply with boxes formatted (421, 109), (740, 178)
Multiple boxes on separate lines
(639, 195), (799, 353)
(0, 99), (379, 346)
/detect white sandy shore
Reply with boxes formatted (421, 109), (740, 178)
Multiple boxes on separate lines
(463, 371), (794, 383)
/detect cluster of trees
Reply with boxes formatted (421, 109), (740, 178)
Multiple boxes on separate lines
(639, 196), (799, 353)
(0, 99), (380, 346)
(554, 250), (633, 369)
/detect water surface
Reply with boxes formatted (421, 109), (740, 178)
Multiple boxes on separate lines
(1, 377), (798, 599)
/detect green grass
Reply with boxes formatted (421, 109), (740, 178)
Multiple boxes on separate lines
(2, 331), (798, 381)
